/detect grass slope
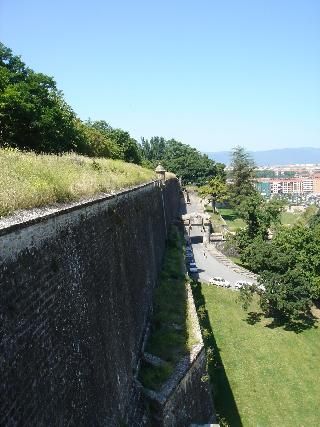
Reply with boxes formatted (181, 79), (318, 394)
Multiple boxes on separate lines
(139, 228), (198, 390)
(280, 211), (302, 226)
(194, 283), (320, 427)
(0, 149), (155, 217)
(218, 207), (245, 231)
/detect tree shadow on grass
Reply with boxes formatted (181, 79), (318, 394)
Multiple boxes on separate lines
(221, 212), (238, 222)
(245, 311), (264, 325)
(244, 309), (318, 334)
(265, 313), (318, 334)
(191, 281), (243, 427)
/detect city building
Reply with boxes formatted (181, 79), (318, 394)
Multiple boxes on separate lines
(255, 174), (320, 196)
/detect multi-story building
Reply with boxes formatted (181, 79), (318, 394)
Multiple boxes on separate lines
(255, 176), (318, 195)
(313, 174), (320, 193)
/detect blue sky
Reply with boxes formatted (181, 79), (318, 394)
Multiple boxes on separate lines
(1, 0), (319, 152)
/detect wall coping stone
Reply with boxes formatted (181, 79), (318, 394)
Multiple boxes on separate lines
(0, 180), (162, 236)
(0, 179), (181, 264)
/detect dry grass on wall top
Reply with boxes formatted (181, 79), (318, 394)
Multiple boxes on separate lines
(0, 148), (156, 218)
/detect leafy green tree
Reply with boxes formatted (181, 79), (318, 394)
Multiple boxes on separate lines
(141, 136), (166, 165)
(77, 121), (120, 158)
(0, 42), (82, 153)
(198, 176), (227, 213)
(237, 195), (284, 241)
(140, 137), (225, 185)
(309, 209), (320, 228)
(0, 43), (142, 164)
(239, 223), (320, 322)
(88, 120), (142, 164)
(228, 146), (256, 205)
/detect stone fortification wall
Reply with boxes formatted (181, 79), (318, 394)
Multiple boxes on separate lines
(0, 179), (180, 426)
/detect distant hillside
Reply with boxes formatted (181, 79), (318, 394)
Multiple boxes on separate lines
(207, 147), (320, 166)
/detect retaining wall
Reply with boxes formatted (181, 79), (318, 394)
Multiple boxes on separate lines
(0, 179), (180, 426)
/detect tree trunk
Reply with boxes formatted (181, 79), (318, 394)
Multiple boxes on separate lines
(212, 198), (216, 213)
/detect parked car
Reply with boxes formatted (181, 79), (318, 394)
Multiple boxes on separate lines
(188, 262), (197, 268)
(209, 277), (230, 287)
(189, 266), (198, 273)
(186, 253), (194, 258)
(234, 280), (252, 289)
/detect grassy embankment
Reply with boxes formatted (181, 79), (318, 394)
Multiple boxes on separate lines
(216, 206), (304, 231)
(193, 283), (320, 427)
(218, 207), (246, 232)
(204, 205), (225, 233)
(0, 148), (156, 218)
(139, 227), (199, 390)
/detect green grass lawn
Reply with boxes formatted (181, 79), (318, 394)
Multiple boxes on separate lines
(211, 212), (225, 233)
(193, 283), (320, 427)
(280, 211), (302, 226)
(228, 256), (249, 270)
(218, 207), (245, 231)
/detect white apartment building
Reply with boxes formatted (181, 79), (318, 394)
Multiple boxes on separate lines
(269, 178), (314, 194)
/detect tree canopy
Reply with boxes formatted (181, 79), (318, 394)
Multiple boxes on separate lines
(0, 42), (142, 164)
(236, 195), (320, 323)
(140, 136), (225, 185)
(0, 42), (225, 180)
(198, 176), (227, 212)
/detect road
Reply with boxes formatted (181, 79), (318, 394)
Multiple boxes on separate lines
(185, 192), (257, 288)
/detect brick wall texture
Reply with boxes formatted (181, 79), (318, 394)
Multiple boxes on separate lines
(0, 179), (180, 426)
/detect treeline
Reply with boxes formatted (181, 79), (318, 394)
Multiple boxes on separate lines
(141, 137), (224, 185)
(0, 43), (222, 184)
(0, 43), (141, 163)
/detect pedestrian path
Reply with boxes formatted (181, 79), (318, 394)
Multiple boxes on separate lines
(206, 244), (258, 282)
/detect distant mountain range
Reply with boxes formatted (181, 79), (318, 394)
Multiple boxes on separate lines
(207, 147), (320, 166)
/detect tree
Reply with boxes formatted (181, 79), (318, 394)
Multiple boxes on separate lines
(198, 176), (227, 213)
(141, 136), (166, 165)
(140, 136), (225, 185)
(239, 223), (320, 322)
(309, 209), (320, 229)
(77, 121), (121, 158)
(228, 146), (256, 206)
(0, 43), (143, 164)
(88, 120), (142, 164)
(237, 195), (284, 241)
(0, 42), (82, 153)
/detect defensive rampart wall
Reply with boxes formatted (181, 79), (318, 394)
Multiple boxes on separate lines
(0, 179), (180, 426)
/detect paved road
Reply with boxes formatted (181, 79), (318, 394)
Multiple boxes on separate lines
(185, 193), (256, 289)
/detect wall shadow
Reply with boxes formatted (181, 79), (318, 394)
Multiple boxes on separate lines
(180, 192), (187, 215)
(190, 235), (203, 244)
(191, 281), (243, 427)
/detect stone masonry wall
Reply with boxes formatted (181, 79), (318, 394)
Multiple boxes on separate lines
(0, 179), (180, 426)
